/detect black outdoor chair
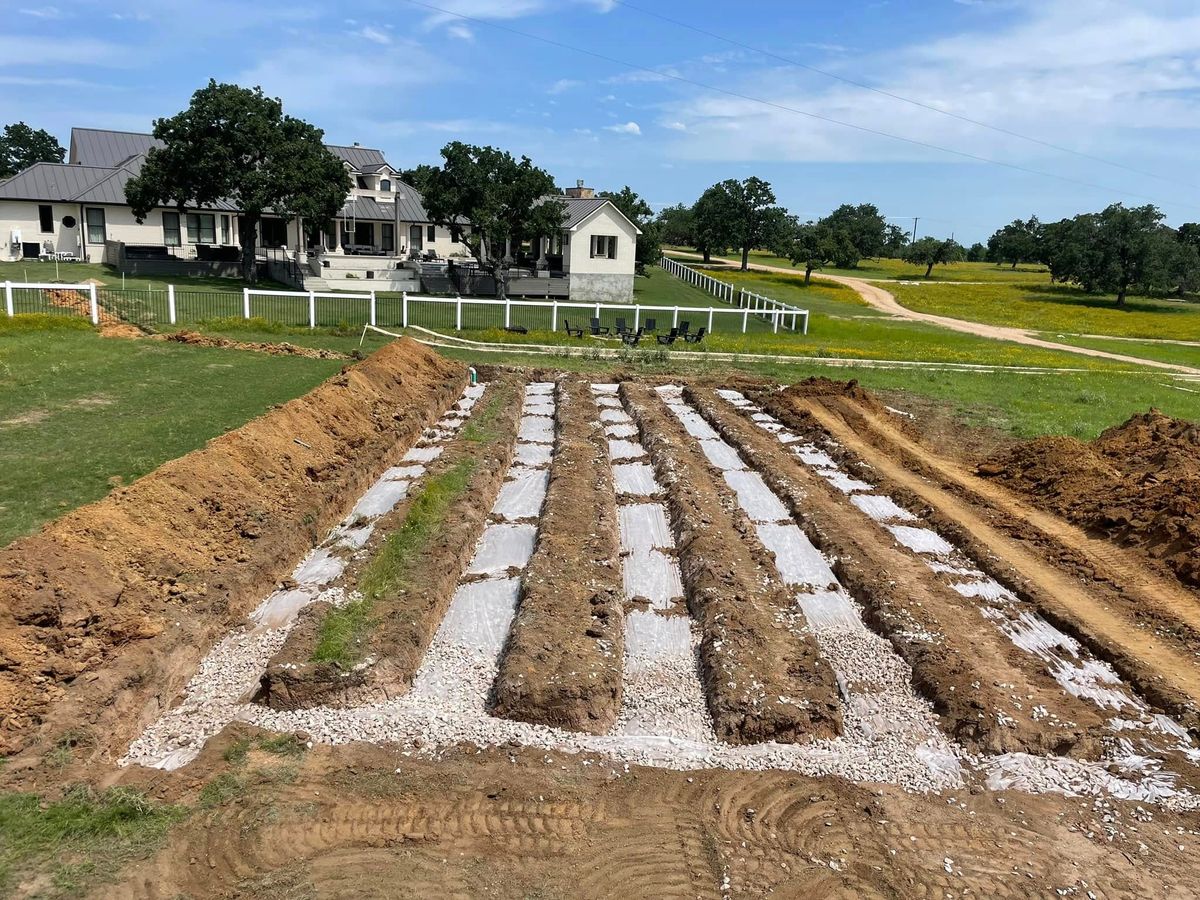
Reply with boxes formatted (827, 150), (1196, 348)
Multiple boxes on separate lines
(643, 317), (657, 333)
(621, 327), (644, 346)
(678, 320), (691, 336)
(504, 325), (528, 335)
(684, 326), (706, 344)
(589, 317), (610, 336)
(614, 316), (628, 335)
(564, 319), (584, 338)
(656, 327), (679, 345)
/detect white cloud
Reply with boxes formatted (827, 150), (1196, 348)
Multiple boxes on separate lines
(663, 121), (688, 131)
(605, 121), (641, 135)
(548, 78), (581, 95)
(19, 6), (60, 18)
(353, 26), (392, 45)
(447, 23), (475, 41)
(0, 35), (126, 67)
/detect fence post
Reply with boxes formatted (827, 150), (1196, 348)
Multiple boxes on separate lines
(167, 284), (176, 325)
(633, 305), (641, 330)
(370, 290), (377, 327)
(307, 290), (316, 329)
(4, 281), (12, 317)
(673, 305), (680, 327)
(594, 302), (601, 320)
(742, 308), (749, 333)
(455, 295), (462, 331)
(773, 309), (781, 333)
(551, 300), (559, 332)
(242, 287), (250, 319)
(504, 297), (511, 329)
(402, 291), (408, 328)
(707, 307), (714, 333)
(88, 283), (99, 325)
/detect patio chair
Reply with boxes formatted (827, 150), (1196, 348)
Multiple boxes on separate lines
(621, 327), (644, 346)
(563, 319), (584, 338)
(614, 316), (628, 335)
(683, 326), (706, 344)
(39, 240), (54, 261)
(643, 317), (657, 333)
(589, 317), (610, 336)
(656, 327), (679, 346)
(678, 320), (691, 336)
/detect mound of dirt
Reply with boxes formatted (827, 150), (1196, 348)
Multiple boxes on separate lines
(155, 331), (350, 359)
(978, 410), (1200, 589)
(0, 339), (464, 758)
(779, 376), (886, 414)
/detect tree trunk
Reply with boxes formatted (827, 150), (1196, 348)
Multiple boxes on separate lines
(240, 214), (259, 284)
(1011, 260), (1018, 269)
(702, 247), (711, 263)
(804, 264), (813, 285)
(741, 245), (750, 271)
(1116, 287), (1127, 307)
(925, 260), (935, 278)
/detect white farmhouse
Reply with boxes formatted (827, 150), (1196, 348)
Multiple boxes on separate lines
(0, 127), (641, 302)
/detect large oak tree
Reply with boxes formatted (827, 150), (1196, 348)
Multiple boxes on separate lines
(0, 122), (64, 180)
(125, 80), (350, 283)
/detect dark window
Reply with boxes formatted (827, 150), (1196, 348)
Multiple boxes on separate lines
(186, 213), (215, 244)
(62, 214), (76, 228)
(259, 218), (288, 248)
(85, 208), (106, 244)
(162, 212), (181, 246)
(380, 179), (392, 192)
(381, 223), (395, 252)
(356, 176), (368, 189)
(38, 205), (53, 233)
(591, 234), (618, 259)
(426, 224), (436, 242)
(220, 215), (231, 244)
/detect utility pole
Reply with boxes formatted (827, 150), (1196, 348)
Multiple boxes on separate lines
(911, 217), (919, 243)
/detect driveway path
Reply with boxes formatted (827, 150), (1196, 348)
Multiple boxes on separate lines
(670, 252), (1200, 376)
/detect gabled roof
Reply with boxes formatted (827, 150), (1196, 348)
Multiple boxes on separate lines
(558, 197), (643, 235)
(327, 143), (392, 173)
(69, 128), (159, 167)
(0, 157), (237, 210)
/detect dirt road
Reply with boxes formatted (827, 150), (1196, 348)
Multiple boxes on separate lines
(673, 251), (1200, 376)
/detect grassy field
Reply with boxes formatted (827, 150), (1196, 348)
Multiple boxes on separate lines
(886, 281), (1200, 342)
(665, 248), (1054, 283)
(0, 316), (344, 545)
(1, 259), (292, 293)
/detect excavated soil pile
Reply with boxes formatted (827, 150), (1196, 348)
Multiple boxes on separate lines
(44, 287), (144, 339)
(0, 339), (463, 756)
(156, 331), (350, 359)
(777, 375), (887, 415)
(978, 410), (1200, 589)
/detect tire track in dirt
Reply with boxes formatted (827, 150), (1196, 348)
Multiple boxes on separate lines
(775, 393), (1200, 730)
(493, 379), (625, 733)
(686, 384), (1111, 759)
(620, 381), (843, 745)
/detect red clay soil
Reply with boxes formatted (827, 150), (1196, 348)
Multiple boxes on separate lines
(492, 379), (625, 734)
(621, 382), (843, 745)
(0, 339), (464, 758)
(979, 410), (1200, 590)
(154, 331), (350, 359)
(43, 287), (145, 338)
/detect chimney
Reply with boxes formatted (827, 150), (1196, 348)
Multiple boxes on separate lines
(565, 179), (594, 200)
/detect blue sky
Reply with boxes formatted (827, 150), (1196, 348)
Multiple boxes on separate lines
(3, 0), (1200, 243)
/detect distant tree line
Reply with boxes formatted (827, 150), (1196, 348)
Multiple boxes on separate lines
(655, 174), (1200, 306)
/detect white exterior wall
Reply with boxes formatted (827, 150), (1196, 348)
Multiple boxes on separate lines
(1, 201), (85, 262)
(564, 205), (638, 303)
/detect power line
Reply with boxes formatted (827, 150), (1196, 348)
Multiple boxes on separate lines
(399, 0), (1200, 214)
(610, 0), (1200, 193)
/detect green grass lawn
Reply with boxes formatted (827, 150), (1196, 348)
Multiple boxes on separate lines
(0, 316), (344, 546)
(886, 281), (1200, 342)
(1041, 333), (1200, 368)
(1, 258), (292, 293)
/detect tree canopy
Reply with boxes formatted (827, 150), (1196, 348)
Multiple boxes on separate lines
(704, 177), (787, 270)
(691, 183), (734, 263)
(771, 217), (838, 284)
(417, 142), (564, 290)
(986, 216), (1041, 268)
(903, 236), (965, 278)
(818, 204), (888, 268)
(0, 122), (64, 180)
(125, 80), (350, 282)
(655, 203), (695, 248)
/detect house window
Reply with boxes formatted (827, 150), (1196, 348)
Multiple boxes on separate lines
(38, 205), (53, 233)
(426, 224), (436, 242)
(356, 176), (368, 189)
(220, 215), (231, 244)
(85, 208), (106, 244)
(380, 179), (392, 192)
(591, 234), (618, 259)
(381, 223), (395, 252)
(162, 212), (181, 246)
(186, 213), (216, 244)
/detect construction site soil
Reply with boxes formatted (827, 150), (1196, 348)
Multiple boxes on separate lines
(4, 355), (1200, 898)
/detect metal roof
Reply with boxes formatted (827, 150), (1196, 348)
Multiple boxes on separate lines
(69, 128), (159, 167)
(560, 197), (607, 229)
(0, 158), (236, 210)
(327, 144), (392, 172)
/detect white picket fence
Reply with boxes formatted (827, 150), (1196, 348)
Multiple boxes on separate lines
(3, 281), (100, 323)
(659, 256), (809, 334)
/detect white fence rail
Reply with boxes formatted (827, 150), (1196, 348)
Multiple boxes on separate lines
(659, 256), (809, 335)
(3, 280), (802, 337)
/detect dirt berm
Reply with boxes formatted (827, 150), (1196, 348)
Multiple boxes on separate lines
(0, 338), (463, 758)
(979, 410), (1200, 590)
